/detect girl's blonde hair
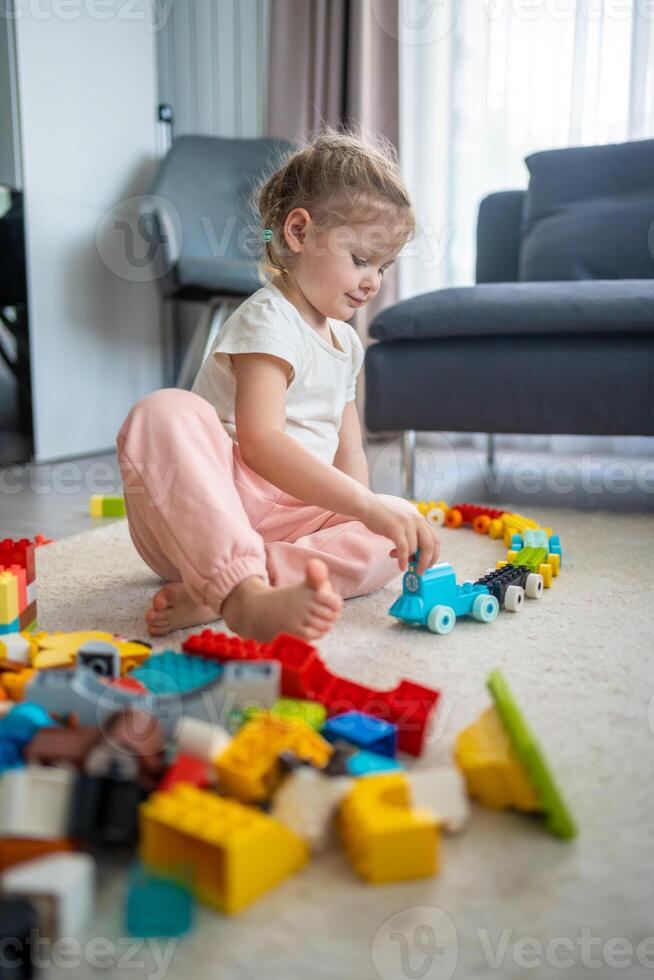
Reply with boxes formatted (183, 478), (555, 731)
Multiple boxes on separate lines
(254, 123), (416, 281)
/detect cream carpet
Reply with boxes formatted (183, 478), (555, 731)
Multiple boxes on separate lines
(36, 508), (654, 980)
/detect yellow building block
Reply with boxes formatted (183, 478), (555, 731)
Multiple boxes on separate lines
(214, 712), (333, 803)
(455, 706), (540, 812)
(338, 773), (439, 884)
(31, 631), (150, 674)
(0, 572), (19, 626)
(139, 784), (308, 913)
(1, 668), (35, 702)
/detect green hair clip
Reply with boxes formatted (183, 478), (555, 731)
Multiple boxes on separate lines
(263, 228), (273, 243)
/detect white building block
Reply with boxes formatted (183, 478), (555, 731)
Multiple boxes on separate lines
(408, 767), (470, 833)
(271, 768), (352, 851)
(0, 632), (31, 665)
(0, 766), (74, 839)
(174, 716), (231, 763)
(2, 852), (95, 939)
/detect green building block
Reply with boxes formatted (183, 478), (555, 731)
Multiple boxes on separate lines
(509, 546), (548, 573)
(90, 495), (126, 518)
(488, 669), (577, 839)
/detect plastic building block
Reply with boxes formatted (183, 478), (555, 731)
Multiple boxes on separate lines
(444, 503), (505, 533)
(89, 494), (127, 517)
(455, 706), (539, 811)
(0, 897), (40, 978)
(2, 853), (94, 940)
(183, 630), (441, 757)
(407, 767), (470, 834)
(158, 753), (213, 792)
(412, 498), (449, 527)
(0, 738), (23, 772)
(389, 558), (500, 633)
(322, 711), (398, 757)
(139, 784), (309, 913)
(0, 703), (53, 745)
(130, 651), (223, 695)
(488, 512), (553, 548)
(0, 539), (35, 583)
(31, 630), (151, 675)
(173, 716), (231, 763)
(77, 639), (121, 678)
(1, 668), (35, 702)
(0, 766), (74, 839)
(346, 750), (404, 777)
(270, 767), (352, 851)
(487, 669), (576, 839)
(0, 837), (75, 872)
(0, 632), (32, 665)
(268, 697), (327, 730)
(502, 546), (557, 587)
(69, 769), (147, 847)
(126, 862), (194, 938)
(215, 712), (333, 803)
(0, 571), (19, 632)
(181, 631), (262, 663)
(338, 774), (439, 884)
(455, 674), (576, 839)
(24, 726), (100, 769)
(475, 564), (544, 611)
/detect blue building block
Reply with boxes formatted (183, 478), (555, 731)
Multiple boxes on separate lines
(130, 651), (223, 695)
(0, 703), (55, 746)
(346, 750), (404, 776)
(125, 862), (194, 938)
(523, 529), (550, 549)
(0, 618), (20, 635)
(322, 711), (398, 757)
(0, 738), (24, 771)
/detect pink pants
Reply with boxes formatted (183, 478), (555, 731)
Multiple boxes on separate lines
(116, 389), (401, 616)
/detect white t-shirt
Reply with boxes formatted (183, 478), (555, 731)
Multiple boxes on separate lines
(191, 280), (365, 465)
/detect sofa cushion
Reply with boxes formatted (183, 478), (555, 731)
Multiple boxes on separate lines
(519, 140), (654, 281)
(368, 281), (654, 342)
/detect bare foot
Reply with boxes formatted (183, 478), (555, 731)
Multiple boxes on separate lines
(146, 582), (219, 637)
(222, 558), (343, 642)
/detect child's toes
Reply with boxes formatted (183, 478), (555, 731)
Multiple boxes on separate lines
(313, 591), (342, 614)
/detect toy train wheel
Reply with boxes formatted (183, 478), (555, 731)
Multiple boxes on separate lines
(473, 514), (491, 534)
(426, 506), (446, 527)
(525, 573), (543, 599)
(445, 508), (463, 528)
(427, 605), (456, 634)
(504, 585), (524, 612)
(471, 594), (499, 623)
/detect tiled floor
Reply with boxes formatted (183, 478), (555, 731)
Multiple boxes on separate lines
(1, 434), (652, 541)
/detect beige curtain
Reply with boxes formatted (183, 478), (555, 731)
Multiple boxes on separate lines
(265, 0), (401, 422)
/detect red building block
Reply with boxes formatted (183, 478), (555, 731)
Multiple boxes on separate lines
(0, 540), (35, 584)
(182, 631), (440, 756)
(158, 753), (212, 792)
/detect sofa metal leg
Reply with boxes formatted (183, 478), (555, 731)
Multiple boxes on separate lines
(402, 430), (416, 499)
(487, 433), (496, 469)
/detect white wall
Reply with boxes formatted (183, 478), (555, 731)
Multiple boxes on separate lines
(13, 0), (163, 461)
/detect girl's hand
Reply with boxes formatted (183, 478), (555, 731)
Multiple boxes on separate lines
(357, 493), (440, 576)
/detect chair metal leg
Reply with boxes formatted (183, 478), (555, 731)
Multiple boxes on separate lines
(402, 430), (416, 499)
(487, 433), (496, 469)
(176, 300), (228, 390)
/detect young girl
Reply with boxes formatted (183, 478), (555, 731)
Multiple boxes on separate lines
(116, 127), (439, 642)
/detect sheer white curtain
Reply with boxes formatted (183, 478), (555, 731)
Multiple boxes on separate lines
(397, 0), (654, 456)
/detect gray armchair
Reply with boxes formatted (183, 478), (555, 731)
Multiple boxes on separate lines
(365, 139), (654, 496)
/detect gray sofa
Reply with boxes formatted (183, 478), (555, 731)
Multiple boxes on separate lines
(364, 139), (654, 495)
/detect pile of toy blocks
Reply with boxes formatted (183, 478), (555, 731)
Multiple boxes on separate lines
(0, 623), (576, 959)
(0, 537), (52, 637)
